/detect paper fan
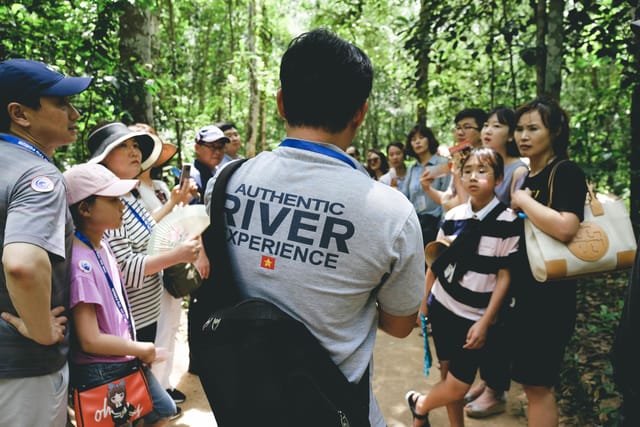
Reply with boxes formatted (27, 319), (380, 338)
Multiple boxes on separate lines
(147, 205), (209, 255)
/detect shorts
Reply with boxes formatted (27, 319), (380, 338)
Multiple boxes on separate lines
(71, 360), (176, 424)
(509, 281), (576, 387)
(429, 298), (482, 385)
(0, 363), (69, 427)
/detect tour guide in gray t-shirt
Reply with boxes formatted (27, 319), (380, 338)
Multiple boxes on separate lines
(204, 29), (424, 426)
(0, 59), (92, 427)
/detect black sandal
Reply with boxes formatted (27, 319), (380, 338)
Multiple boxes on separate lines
(405, 391), (430, 427)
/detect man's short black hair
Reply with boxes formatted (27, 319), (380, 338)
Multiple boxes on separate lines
(215, 121), (236, 132)
(0, 93), (39, 132)
(454, 108), (487, 129)
(279, 28), (373, 133)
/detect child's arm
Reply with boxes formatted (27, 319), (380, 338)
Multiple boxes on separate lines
(73, 303), (156, 364)
(463, 267), (510, 350)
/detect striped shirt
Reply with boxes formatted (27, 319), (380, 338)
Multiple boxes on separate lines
(104, 193), (162, 330)
(431, 197), (520, 321)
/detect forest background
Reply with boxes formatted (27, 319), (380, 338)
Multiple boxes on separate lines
(1, 0), (640, 425)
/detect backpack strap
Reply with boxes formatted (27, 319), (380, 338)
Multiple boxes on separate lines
(200, 159), (248, 308)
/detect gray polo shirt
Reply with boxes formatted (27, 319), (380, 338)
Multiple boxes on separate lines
(206, 141), (424, 427)
(0, 138), (73, 378)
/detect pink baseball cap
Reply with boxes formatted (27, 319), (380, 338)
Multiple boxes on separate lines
(63, 163), (138, 205)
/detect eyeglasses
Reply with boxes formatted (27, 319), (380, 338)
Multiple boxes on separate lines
(460, 167), (493, 180)
(454, 125), (480, 133)
(367, 157), (381, 163)
(201, 143), (225, 151)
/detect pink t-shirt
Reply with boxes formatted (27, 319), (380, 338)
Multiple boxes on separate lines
(69, 239), (135, 365)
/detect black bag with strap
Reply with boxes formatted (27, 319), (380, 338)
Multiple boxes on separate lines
(196, 159), (370, 427)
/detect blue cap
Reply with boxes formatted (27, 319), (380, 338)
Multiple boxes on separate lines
(0, 59), (92, 101)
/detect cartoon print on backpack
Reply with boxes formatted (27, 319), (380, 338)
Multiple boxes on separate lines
(107, 380), (136, 426)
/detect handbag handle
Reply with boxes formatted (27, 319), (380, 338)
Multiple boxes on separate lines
(547, 160), (602, 217)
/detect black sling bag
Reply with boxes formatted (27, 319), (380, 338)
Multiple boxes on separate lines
(196, 159), (371, 427)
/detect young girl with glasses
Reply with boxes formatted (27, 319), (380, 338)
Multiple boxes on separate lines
(463, 106), (529, 418)
(406, 147), (521, 427)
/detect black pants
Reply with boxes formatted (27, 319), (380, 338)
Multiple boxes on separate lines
(478, 314), (511, 392)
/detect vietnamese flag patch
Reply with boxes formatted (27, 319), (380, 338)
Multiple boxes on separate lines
(261, 255), (276, 270)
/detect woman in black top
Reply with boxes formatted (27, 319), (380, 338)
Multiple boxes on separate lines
(509, 97), (587, 426)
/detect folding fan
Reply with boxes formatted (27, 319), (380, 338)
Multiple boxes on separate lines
(147, 205), (210, 255)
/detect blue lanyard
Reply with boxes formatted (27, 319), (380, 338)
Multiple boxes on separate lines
(279, 138), (356, 169)
(75, 231), (134, 339)
(122, 198), (152, 233)
(0, 133), (51, 163)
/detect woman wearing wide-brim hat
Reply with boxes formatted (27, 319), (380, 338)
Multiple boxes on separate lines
(86, 121), (201, 352)
(88, 121), (162, 173)
(126, 123), (205, 411)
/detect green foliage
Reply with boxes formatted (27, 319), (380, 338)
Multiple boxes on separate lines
(559, 272), (628, 426)
(0, 0), (635, 197)
(1, 2), (637, 424)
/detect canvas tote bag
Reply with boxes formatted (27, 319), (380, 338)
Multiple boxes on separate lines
(524, 161), (636, 282)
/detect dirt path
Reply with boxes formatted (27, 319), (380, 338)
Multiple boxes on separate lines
(169, 309), (529, 426)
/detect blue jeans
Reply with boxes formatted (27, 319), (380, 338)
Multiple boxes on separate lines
(71, 360), (176, 424)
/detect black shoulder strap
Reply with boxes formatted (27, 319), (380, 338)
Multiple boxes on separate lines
(200, 159), (248, 309)
(432, 202), (507, 285)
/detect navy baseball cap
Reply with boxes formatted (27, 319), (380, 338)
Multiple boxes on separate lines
(0, 59), (92, 101)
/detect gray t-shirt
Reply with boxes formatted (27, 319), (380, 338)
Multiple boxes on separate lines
(206, 140), (424, 426)
(0, 138), (72, 378)
(495, 159), (528, 205)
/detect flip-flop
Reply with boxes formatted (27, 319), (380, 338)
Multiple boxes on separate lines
(465, 400), (507, 418)
(405, 391), (430, 427)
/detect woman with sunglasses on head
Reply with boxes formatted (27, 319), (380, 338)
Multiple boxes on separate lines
(365, 148), (389, 180)
(509, 97), (587, 427)
(401, 124), (451, 247)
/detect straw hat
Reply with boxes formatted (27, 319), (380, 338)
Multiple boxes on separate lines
(424, 238), (451, 267)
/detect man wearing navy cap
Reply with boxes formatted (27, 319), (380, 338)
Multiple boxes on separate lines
(0, 59), (92, 426)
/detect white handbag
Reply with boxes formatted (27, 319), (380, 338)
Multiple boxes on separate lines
(524, 162), (637, 282)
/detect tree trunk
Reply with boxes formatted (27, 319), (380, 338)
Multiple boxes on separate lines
(245, 0), (259, 158)
(164, 0), (185, 166)
(631, 12), (640, 235)
(545, 0), (564, 100)
(197, 16), (213, 113)
(118, 2), (153, 124)
(259, 90), (266, 153)
(502, 0), (518, 107)
(411, 0), (432, 126)
(535, 0), (547, 97)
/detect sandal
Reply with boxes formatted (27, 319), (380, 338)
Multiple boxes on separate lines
(405, 391), (430, 427)
(465, 398), (506, 418)
(463, 382), (486, 403)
